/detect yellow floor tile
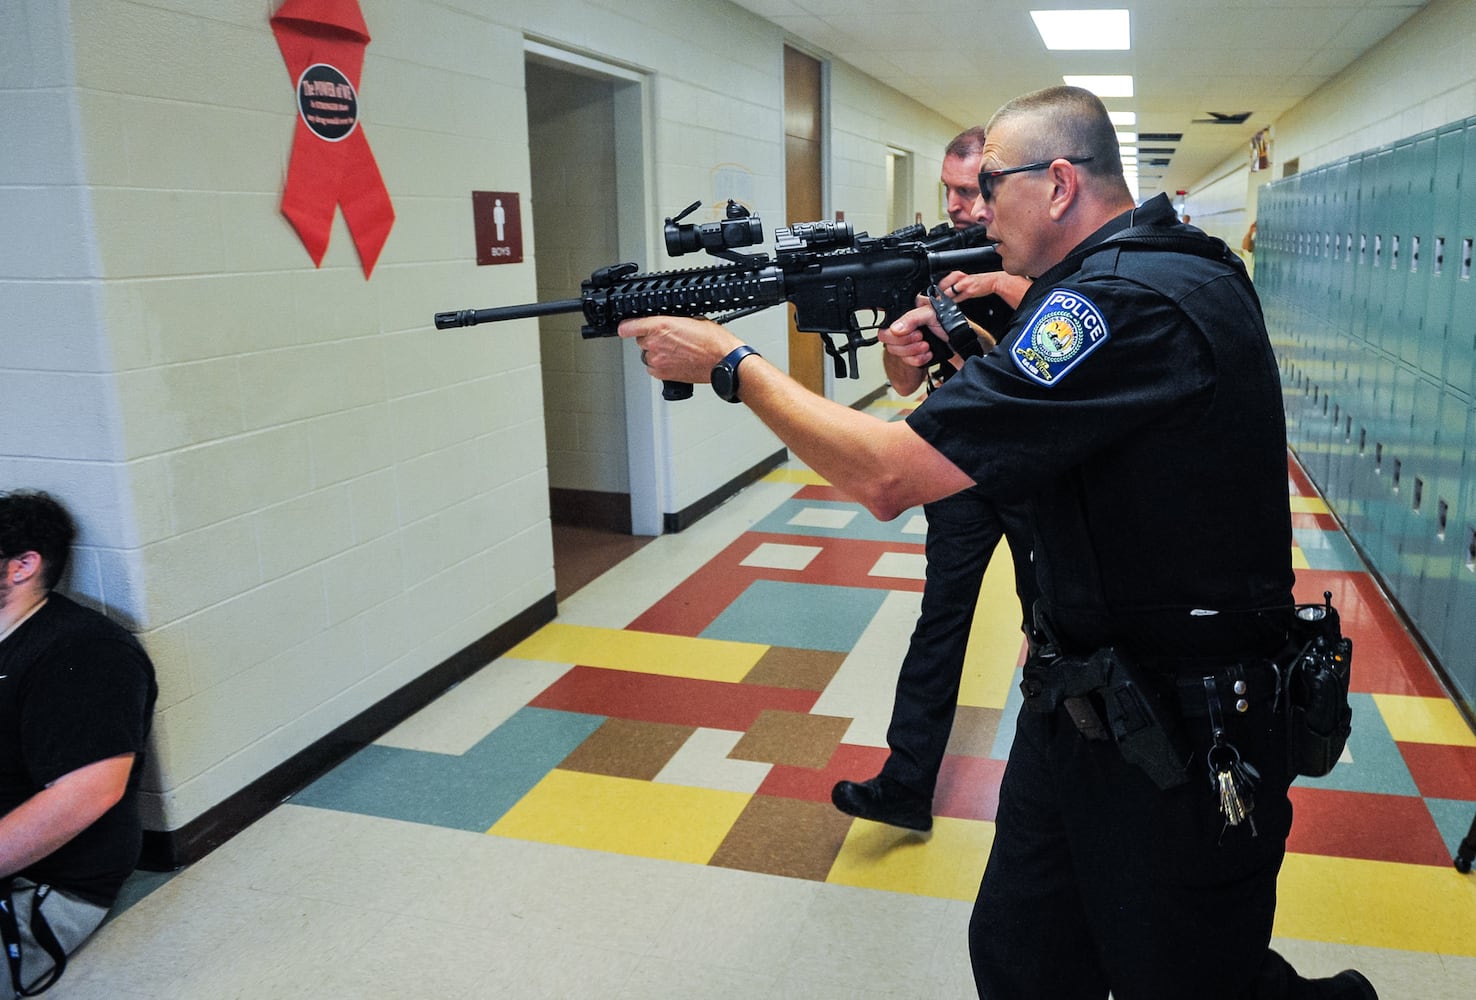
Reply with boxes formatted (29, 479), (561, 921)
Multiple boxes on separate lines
(763, 467), (830, 486)
(826, 816), (994, 901)
(1292, 545), (1311, 570)
(1372, 694), (1476, 746)
(1275, 852), (1476, 955)
(1290, 496), (1331, 514)
(507, 623), (766, 682)
(960, 537), (1029, 710)
(489, 769), (751, 865)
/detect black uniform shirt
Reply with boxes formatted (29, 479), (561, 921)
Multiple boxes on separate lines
(907, 194), (1293, 654)
(0, 593), (158, 905)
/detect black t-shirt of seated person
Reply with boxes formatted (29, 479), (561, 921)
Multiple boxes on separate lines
(0, 593), (157, 905)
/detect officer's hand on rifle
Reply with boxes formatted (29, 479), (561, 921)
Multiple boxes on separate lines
(620, 315), (743, 388)
(933, 268), (1032, 308)
(883, 302), (962, 372)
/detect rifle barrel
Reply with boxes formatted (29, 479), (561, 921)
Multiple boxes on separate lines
(434, 298), (584, 329)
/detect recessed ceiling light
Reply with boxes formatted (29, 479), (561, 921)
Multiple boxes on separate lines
(1063, 75), (1134, 98)
(1031, 10), (1130, 50)
(1109, 111), (1137, 127)
(1116, 131), (1138, 145)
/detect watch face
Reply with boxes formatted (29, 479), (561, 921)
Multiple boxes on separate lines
(712, 362), (737, 401)
(712, 346), (755, 402)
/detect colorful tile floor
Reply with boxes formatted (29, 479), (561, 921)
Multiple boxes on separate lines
(59, 397), (1476, 998)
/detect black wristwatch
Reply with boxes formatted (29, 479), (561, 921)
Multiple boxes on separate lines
(711, 345), (760, 403)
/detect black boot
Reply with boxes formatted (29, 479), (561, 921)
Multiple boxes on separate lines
(830, 775), (933, 831)
(1313, 971), (1377, 999)
(1254, 950), (1377, 999)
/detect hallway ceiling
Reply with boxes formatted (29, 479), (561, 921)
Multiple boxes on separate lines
(729, 0), (1428, 205)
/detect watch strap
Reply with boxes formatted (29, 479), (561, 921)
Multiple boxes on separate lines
(712, 345), (760, 403)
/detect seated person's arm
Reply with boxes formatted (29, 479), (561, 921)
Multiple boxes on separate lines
(0, 753), (135, 879)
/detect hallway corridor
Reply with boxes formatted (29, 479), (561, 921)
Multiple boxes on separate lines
(55, 398), (1476, 999)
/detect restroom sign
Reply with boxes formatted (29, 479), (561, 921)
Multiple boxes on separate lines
(473, 191), (523, 265)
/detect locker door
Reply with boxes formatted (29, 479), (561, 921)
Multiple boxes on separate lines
(1446, 124), (1476, 398)
(1363, 148), (1395, 353)
(1400, 133), (1437, 369)
(1421, 124), (1467, 381)
(1438, 404), (1476, 715)
(1412, 388), (1471, 648)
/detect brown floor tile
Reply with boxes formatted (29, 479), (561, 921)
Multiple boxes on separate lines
(708, 794), (854, 880)
(729, 708), (851, 768)
(551, 523), (654, 602)
(558, 717), (694, 779)
(945, 705), (1004, 759)
(742, 645), (846, 691)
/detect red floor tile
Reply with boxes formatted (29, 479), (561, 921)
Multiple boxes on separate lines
(1398, 742), (1476, 801)
(1286, 786), (1453, 866)
(760, 742), (888, 804)
(935, 755), (1006, 823)
(630, 531), (924, 636)
(1293, 569), (1445, 696)
(793, 483), (857, 503)
(531, 666), (818, 730)
(1287, 457), (1320, 497)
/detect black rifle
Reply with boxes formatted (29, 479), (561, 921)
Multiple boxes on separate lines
(434, 199), (1008, 400)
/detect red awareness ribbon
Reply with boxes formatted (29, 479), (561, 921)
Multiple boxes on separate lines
(271, 0), (394, 277)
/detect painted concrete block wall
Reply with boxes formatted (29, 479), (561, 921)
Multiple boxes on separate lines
(528, 64), (628, 496)
(829, 59), (970, 408)
(7, 0), (557, 831)
(1271, 0), (1476, 176)
(2, 0), (973, 835)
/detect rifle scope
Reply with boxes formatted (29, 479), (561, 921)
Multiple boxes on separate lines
(664, 199), (764, 257)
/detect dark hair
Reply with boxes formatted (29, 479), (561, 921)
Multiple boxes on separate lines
(0, 490), (76, 591)
(945, 126), (989, 161)
(987, 86), (1129, 193)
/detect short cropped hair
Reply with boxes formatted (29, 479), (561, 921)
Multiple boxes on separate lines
(987, 86), (1130, 196)
(0, 490), (76, 591)
(945, 126), (989, 161)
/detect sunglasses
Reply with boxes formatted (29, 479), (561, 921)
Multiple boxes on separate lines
(978, 155), (1094, 203)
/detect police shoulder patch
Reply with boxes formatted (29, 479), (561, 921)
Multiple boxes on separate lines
(1010, 287), (1110, 387)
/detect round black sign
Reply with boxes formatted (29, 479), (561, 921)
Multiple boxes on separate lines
(296, 63), (358, 142)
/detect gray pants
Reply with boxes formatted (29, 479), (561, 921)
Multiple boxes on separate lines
(4, 879), (108, 996)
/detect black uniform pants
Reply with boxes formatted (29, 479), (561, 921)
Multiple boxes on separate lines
(969, 680), (1315, 999)
(879, 484), (1037, 797)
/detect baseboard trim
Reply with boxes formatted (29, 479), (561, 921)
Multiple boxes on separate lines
(138, 591), (558, 871)
(663, 448), (788, 534)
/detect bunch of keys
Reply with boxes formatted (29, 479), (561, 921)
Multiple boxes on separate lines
(1203, 675), (1259, 837)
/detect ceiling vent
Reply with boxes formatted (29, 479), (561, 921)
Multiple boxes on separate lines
(1192, 112), (1252, 125)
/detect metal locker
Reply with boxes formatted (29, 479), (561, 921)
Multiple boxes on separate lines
(1445, 123), (1476, 398)
(1437, 405), (1476, 713)
(1399, 133), (1438, 369)
(1411, 389), (1471, 648)
(1420, 123), (1468, 382)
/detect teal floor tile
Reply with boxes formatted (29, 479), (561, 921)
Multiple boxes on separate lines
(700, 579), (890, 652)
(290, 706), (605, 831)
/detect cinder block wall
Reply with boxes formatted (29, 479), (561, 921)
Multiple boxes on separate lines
(0, 0), (967, 857)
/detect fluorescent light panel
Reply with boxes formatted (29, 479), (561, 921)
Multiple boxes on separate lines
(1031, 10), (1130, 50)
(1109, 111), (1137, 126)
(1064, 75), (1134, 98)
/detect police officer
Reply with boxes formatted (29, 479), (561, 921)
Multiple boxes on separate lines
(623, 85), (1375, 1000)
(830, 127), (1039, 832)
